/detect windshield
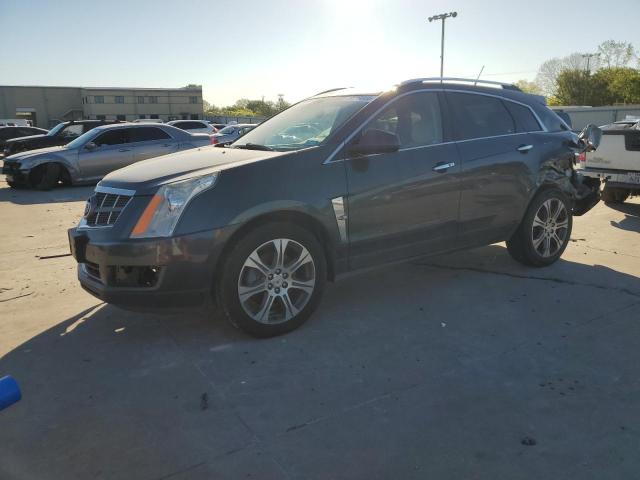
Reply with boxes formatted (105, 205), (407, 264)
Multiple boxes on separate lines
(232, 95), (375, 151)
(218, 126), (237, 134)
(65, 129), (99, 149)
(46, 123), (65, 137)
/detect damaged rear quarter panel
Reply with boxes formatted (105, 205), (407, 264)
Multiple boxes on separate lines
(531, 131), (600, 216)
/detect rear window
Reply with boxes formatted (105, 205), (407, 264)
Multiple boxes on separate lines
(504, 102), (542, 133)
(447, 92), (516, 140)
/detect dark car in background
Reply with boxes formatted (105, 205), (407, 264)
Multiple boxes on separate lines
(210, 123), (256, 146)
(0, 126), (48, 152)
(68, 78), (601, 338)
(3, 120), (120, 157)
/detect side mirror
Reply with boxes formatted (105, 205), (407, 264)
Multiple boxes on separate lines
(84, 142), (97, 151)
(578, 124), (602, 152)
(348, 129), (400, 156)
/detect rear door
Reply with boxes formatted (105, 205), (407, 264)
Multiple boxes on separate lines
(345, 90), (461, 268)
(130, 126), (178, 162)
(78, 128), (132, 179)
(446, 91), (543, 247)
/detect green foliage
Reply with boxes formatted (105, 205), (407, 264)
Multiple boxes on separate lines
(204, 96), (291, 118)
(553, 67), (640, 106)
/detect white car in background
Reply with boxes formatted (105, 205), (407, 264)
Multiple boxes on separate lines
(577, 117), (639, 204)
(167, 120), (215, 135)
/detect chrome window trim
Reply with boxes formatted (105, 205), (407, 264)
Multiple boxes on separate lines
(322, 87), (547, 165)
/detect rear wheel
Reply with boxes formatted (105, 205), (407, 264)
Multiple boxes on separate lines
(218, 222), (326, 337)
(507, 189), (573, 267)
(29, 163), (61, 191)
(601, 185), (629, 204)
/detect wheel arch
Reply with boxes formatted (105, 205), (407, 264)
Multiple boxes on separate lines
(212, 209), (337, 297)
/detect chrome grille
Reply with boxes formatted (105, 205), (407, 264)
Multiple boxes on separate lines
(85, 192), (132, 227)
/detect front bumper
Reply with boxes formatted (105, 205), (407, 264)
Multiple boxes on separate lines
(1, 161), (28, 184)
(68, 226), (235, 310)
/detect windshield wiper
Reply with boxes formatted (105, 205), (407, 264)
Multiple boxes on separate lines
(234, 143), (274, 151)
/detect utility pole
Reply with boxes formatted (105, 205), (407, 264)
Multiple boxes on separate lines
(428, 11), (458, 78)
(581, 53), (599, 105)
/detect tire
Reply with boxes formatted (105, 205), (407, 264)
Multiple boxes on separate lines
(218, 222), (327, 338)
(506, 188), (573, 267)
(29, 163), (61, 191)
(601, 186), (629, 204)
(7, 180), (25, 189)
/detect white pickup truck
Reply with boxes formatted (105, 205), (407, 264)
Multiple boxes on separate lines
(576, 118), (640, 203)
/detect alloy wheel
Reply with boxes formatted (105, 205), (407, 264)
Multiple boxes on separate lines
(531, 198), (569, 258)
(237, 238), (316, 324)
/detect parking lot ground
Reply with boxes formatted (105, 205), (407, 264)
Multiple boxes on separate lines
(1, 175), (640, 480)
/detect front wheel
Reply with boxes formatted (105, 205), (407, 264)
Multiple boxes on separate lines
(218, 222), (326, 337)
(507, 189), (573, 267)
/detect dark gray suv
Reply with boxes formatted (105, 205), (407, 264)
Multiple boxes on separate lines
(69, 78), (601, 337)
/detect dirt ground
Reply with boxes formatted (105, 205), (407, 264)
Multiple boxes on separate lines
(1, 175), (639, 480)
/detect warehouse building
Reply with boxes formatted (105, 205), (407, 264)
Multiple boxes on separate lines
(0, 85), (203, 128)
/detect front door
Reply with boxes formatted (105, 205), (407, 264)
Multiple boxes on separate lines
(344, 91), (461, 269)
(78, 128), (132, 180)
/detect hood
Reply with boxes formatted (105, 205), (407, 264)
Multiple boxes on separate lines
(100, 145), (289, 192)
(6, 145), (67, 161)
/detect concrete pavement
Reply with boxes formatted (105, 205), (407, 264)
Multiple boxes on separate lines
(1, 177), (639, 479)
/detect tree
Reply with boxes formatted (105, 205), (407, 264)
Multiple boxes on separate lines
(594, 67), (640, 104)
(535, 53), (589, 97)
(515, 80), (541, 95)
(597, 40), (636, 69)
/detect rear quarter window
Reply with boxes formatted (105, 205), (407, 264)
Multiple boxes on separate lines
(504, 101), (542, 133)
(536, 107), (569, 132)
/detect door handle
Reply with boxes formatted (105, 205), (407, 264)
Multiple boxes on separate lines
(517, 144), (533, 153)
(433, 161), (455, 173)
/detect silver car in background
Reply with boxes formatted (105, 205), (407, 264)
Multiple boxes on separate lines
(210, 123), (257, 146)
(2, 123), (211, 190)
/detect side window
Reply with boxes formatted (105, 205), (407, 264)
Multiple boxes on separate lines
(0, 129), (14, 140)
(504, 101), (542, 133)
(447, 92), (516, 140)
(93, 129), (129, 147)
(362, 92), (443, 148)
(60, 124), (84, 139)
(130, 127), (171, 143)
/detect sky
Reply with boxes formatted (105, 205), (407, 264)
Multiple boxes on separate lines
(1, 0), (638, 106)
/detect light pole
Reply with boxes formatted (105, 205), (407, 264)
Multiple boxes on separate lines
(428, 11), (458, 78)
(581, 52), (599, 105)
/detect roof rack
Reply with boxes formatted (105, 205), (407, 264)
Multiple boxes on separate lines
(399, 77), (522, 91)
(313, 87), (348, 96)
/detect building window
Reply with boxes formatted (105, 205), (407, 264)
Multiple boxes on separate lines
(116, 115), (126, 121)
(97, 115), (106, 120)
(189, 96), (198, 104)
(115, 96), (124, 104)
(95, 96), (104, 104)
(139, 115), (146, 119)
(190, 114), (199, 120)
(137, 96), (144, 104)
(149, 96), (158, 104)
(150, 114), (159, 119)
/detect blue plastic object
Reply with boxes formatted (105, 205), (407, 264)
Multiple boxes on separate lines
(0, 375), (21, 410)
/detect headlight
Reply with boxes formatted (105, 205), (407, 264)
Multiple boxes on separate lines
(130, 173), (218, 238)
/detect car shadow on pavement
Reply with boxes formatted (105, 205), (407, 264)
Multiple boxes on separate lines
(2, 244), (640, 479)
(607, 201), (640, 232)
(0, 182), (94, 205)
